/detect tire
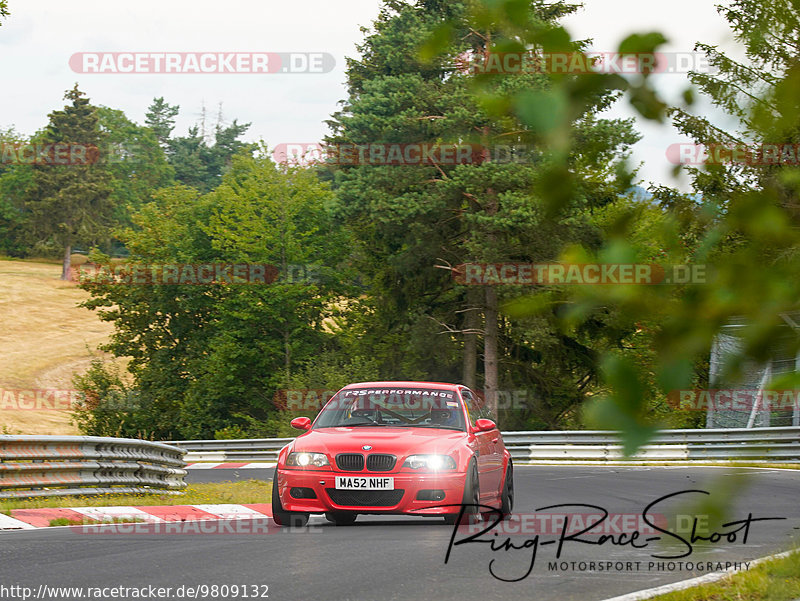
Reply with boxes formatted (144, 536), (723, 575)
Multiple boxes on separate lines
(271, 470), (310, 527)
(325, 512), (357, 526)
(444, 460), (479, 525)
(500, 463), (514, 519)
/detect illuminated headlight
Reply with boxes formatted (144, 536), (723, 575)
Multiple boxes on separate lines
(402, 454), (457, 470)
(286, 452), (330, 468)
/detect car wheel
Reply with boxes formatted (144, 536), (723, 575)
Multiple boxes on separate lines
(444, 460), (479, 525)
(325, 512), (357, 526)
(271, 470), (310, 527)
(500, 463), (514, 519)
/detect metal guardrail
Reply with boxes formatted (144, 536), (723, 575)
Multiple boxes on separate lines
(172, 427), (800, 464)
(172, 438), (293, 463)
(501, 427), (800, 462)
(0, 436), (187, 498)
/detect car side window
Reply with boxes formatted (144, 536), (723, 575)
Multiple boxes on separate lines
(481, 403), (497, 424)
(460, 389), (481, 426)
(474, 391), (496, 423)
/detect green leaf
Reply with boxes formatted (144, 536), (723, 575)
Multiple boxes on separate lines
(418, 23), (453, 63)
(530, 26), (573, 53)
(618, 32), (668, 55)
(627, 83), (667, 121)
(513, 89), (568, 133)
(656, 358), (694, 392)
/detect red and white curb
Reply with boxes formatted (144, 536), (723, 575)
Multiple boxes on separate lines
(0, 503), (272, 530)
(184, 462), (276, 469)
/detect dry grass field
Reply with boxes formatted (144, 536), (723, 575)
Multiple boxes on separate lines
(0, 257), (121, 435)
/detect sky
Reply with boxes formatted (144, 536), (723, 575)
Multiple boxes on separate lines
(0, 0), (739, 189)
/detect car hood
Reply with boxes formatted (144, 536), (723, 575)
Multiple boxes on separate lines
(291, 427), (466, 458)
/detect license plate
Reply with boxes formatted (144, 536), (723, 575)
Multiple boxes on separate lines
(335, 476), (394, 490)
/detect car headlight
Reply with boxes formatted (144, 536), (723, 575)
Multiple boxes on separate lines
(286, 452), (330, 468)
(402, 454), (457, 470)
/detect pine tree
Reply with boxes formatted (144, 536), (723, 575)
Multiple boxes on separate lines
(26, 85), (114, 279)
(144, 97), (180, 148)
(325, 0), (638, 419)
(148, 97), (255, 193)
(666, 0), (799, 213)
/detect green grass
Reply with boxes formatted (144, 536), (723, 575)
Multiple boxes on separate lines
(653, 462), (800, 471)
(719, 462), (800, 470)
(48, 516), (144, 527)
(0, 480), (271, 513)
(650, 550), (800, 601)
(521, 462), (800, 470)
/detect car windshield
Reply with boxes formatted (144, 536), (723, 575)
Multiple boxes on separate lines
(313, 387), (466, 431)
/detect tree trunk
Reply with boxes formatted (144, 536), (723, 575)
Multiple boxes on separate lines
(463, 287), (479, 388)
(484, 285), (498, 417)
(284, 329), (291, 383)
(281, 223), (290, 381)
(481, 117), (499, 417)
(61, 243), (71, 281)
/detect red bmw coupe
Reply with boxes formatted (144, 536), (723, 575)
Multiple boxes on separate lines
(272, 381), (513, 526)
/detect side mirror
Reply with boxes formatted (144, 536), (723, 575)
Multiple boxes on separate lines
(474, 418), (496, 432)
(290, 417), (312, 431)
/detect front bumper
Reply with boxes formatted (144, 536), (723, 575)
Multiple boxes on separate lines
(276, 467), (467, 515)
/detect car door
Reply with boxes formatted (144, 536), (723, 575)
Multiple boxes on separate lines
(476, 397), (504, 496)
(460, 389), (495, 501)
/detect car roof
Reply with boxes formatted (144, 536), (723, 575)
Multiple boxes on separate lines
(341, 381), (462, 391)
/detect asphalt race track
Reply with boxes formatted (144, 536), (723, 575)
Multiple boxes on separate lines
(2, 466), (798, 601)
